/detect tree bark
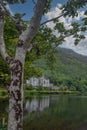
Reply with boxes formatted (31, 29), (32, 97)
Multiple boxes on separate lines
(8, 59), (23, 130)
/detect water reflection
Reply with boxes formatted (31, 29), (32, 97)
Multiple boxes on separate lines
(1, 95), (87, 130)
(23, 95), (87, 130)
(24, 96), (50, 118)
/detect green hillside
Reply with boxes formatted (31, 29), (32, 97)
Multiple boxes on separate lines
(1, 47), (87, 92)
(33, 48), (87, 92)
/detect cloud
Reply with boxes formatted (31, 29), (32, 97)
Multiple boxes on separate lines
(61, 36), (87, 56)
(45, 3), (87, 56)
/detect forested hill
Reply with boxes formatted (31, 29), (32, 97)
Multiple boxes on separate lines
(1, 47), (87, 92)
(33, 47), (87, 92)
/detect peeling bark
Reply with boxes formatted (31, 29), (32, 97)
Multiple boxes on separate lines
(8, 59), (23, 130)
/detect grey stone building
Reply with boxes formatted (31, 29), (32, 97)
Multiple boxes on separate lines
(26, 76), (60, 90)
(26, 76), (51, 88)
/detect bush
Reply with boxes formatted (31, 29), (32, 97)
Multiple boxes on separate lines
(69, 86), (76, 91)
(59, 85), (68, 91)
(1, 91), (7, 96)
(37, 86), (43, 91)
(26, 84), (34, 90)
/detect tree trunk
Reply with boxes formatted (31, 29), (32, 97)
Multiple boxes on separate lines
(8, 59), (23, 130)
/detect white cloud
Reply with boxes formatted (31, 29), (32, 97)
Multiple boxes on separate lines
(45, 4), (87, 56)
(45, 4), (73, 29)
(60, 36), (87, 56)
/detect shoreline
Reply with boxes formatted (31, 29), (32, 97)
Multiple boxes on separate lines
(0, 89), (84, 99)
(24, 90), (82, 98)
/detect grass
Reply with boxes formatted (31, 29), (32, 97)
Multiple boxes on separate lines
(24, 89), (81, 98)
(0, 88), (82, 99)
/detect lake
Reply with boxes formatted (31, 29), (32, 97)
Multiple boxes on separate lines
(0, 94), (87, 130)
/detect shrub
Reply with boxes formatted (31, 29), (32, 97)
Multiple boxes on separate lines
(1, 91), (7, 96)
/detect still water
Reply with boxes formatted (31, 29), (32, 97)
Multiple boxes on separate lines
(0, 95), (87, 130)
(23, 95), (87, 130)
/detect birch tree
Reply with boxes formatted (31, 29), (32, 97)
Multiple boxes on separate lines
(0, 0), (49, 130)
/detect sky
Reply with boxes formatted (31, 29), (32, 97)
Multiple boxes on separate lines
(9, 0), (87, 56)
(10, 0), (66, 20)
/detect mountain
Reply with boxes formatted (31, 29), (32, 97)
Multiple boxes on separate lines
(57, 47), (87, 64)
(33, 47), (87, 91)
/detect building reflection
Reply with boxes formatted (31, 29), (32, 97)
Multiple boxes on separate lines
(24, 96), (50, 118)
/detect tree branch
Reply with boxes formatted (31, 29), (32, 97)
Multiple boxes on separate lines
(0, 0), (14, 20)
(54, 28), (80, 49)
(17, 0), (47, 51)
(15, 0), (47, 63)
(41, 12), (67, 26)
(0, 15), (10, 61)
